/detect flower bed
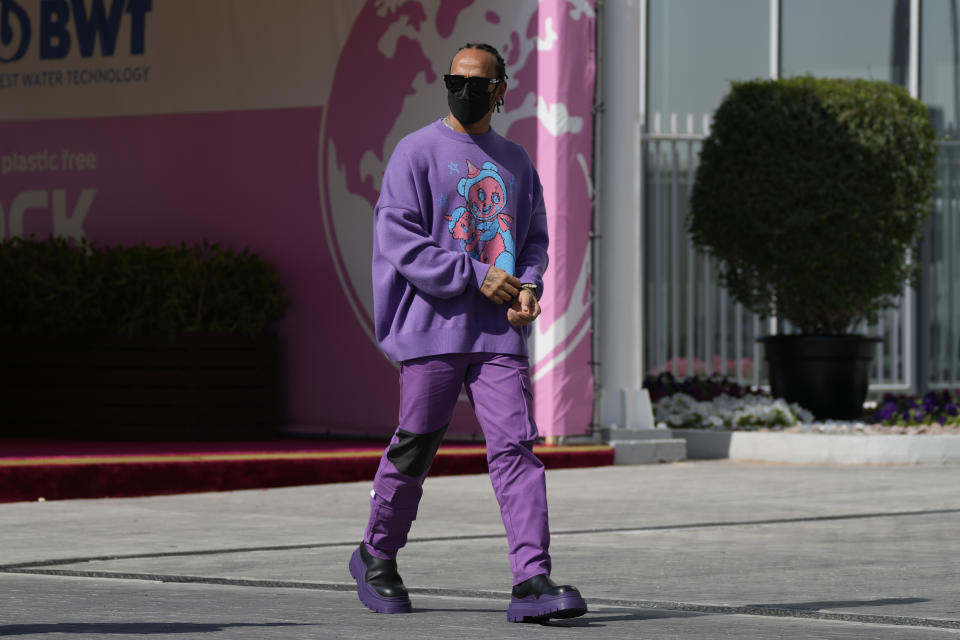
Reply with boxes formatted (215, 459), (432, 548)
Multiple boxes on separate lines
(645, 373), (812, 430)
(646, 374), (960, 434)
(649, 377), (960, 465)
(782, 389), (960, 436)
(872, 390), (960, 426)
(653, 392), (813, 430)
(644, 372), (758, 403)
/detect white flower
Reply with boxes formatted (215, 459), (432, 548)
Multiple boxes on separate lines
(652, 393), (813, 430)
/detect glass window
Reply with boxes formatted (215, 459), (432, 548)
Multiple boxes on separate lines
(645, 0), (769, 380)
(648, 0), (770, 122)
(918, 0), (960, 388)
(781, 0), (909, 85)
(922, 0), (960, 134)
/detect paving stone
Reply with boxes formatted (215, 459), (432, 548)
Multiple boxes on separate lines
(2, 461), (959, 638)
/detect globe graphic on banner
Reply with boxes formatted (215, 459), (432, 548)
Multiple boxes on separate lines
(318, 1), (542, 345)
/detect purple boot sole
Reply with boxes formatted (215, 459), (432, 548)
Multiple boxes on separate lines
(348, 547), (412, 614)
(507, 591), (588, 623)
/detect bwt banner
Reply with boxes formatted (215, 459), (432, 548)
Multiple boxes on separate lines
(0, 0), (595, 438)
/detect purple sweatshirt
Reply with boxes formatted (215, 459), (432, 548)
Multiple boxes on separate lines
(372, 119), (549, 362)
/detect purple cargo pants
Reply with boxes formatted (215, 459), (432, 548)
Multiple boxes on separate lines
(363, 352), (551, 585)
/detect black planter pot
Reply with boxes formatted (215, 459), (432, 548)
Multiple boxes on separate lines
(758, 334), (881, 421)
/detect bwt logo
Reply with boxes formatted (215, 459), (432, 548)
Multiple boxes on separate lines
(0, 0), (151, 63)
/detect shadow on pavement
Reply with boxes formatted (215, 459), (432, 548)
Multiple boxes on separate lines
(0, 622), (311, 636)
(410, 607), (505, 614)
(542, 608), (709, 627)
(746, 597), (930, 610)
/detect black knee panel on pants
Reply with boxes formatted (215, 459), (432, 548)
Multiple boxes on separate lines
(387, 425), (448, 477)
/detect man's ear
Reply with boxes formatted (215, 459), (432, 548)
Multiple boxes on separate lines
(493, 82), (507, 112)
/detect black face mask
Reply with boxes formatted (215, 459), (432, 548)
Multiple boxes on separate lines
(448, 84), (494, 125)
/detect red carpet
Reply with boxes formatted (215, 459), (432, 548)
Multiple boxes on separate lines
(0, 438), (614, 503)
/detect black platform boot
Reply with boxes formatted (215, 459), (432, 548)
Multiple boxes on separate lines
(348, 542), (412, 613)
(507, 573), (587, 622)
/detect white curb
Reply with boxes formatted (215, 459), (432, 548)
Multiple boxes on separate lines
(673, 430), (960, 465)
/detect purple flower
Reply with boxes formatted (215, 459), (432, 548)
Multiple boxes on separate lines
(874, 401), (898, 422)
(644, 372), (756, 403)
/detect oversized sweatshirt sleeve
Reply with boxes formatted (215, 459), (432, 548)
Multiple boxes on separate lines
(375, 149), (489, 299)
(375, 205), (489, 298)
(515, 169), (549, 298)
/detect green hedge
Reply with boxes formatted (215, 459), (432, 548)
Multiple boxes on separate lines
(689, 77), (937, 334)
(0, 237), (291, 338)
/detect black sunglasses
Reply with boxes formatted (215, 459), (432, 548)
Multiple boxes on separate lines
(443, 74), (502, 93)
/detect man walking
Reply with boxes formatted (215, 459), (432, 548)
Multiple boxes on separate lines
(348, 43), (587, 623)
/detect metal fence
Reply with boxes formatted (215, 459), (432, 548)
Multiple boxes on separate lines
(920, 139), (960, 389)
(642, 112), (917, 391)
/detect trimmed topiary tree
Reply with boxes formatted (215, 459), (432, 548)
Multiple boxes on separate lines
(689, 76), (937, 335)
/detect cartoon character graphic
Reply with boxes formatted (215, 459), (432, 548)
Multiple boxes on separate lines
(444, 160), (515, 274)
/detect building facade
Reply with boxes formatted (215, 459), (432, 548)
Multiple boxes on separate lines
(598, 0), (960, 428)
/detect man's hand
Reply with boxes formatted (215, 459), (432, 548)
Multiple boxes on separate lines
(480, 266), (522, 304)
(508, 288), (541, 327)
